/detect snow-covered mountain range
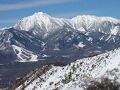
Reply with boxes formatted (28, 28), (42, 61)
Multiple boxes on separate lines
(14, 12), (120, 36)
(0, 12), (120, 63)
(0, 12), (120, 89)
(13, 47), (120, 90)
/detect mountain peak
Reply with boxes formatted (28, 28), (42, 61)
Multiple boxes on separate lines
(14, 12), (71, 33)
(71, 15), (120, 35)
(34, 12), (47, 15)
(33, 12), (50, 17)
(72, 15), (120, 24)
(14, 12), (54, 31)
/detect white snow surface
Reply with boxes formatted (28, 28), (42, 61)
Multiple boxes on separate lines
(12, 45), (38, 62)
(14, 12), (120, 36)
(78, 42), (85, 48)
(15, 48), (120, 90)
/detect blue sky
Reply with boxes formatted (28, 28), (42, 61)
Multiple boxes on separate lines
(0, 0), (120, 28)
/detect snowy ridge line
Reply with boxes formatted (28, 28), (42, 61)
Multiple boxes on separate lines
(13, 47), (120, 90)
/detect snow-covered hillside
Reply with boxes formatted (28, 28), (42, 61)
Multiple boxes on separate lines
(12, 45), (38, 62)
(14, 48), (120, 90)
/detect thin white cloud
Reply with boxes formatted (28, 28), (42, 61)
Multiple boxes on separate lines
(0, 0), (74, 11)
(0, 19), (18, 24)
